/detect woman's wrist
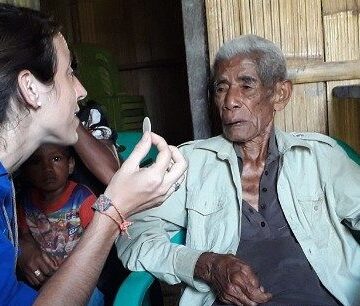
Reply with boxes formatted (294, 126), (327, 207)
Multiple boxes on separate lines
(92, 194), (132, 235)
(103, 189), (130, 219)
(91, 210), (120, 239)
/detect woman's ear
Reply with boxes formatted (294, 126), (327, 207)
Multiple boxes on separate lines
(17, 70), (41, 108)
(272, 80), (292, 112)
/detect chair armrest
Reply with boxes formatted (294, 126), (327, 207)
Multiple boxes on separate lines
(113, 230), (186, 306)
(113, 271), (155, 306)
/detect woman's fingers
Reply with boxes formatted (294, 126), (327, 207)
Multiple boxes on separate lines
(149, 133), (172, 174)
(104, 132), (187, 217)
(159, 146), (187, 193)
(122, 132), (152, 171)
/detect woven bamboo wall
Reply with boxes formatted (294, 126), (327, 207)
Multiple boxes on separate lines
(205, 0), (360, 152)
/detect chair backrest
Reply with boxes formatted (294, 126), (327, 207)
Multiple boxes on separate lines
(335, 139), (360, 243)
(335, 138), (360, 166)
(116, 131), (158, 167)
(72, 44), (147, 132)
(73, 43), (122, 98)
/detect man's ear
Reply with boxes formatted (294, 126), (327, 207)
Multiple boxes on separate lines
(68, 156), (75, 175)
(17, 70), (41, 109)
(272, 80), (292, 111)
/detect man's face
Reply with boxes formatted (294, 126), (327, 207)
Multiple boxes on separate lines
(213, 55), (276, 143)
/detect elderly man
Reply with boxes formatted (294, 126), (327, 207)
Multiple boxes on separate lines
(117, 35), (360, 306)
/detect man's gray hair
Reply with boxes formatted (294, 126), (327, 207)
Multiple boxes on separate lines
(213, 34), (287, 88)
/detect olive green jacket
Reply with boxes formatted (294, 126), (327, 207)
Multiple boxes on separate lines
(116, 129), (360, 306)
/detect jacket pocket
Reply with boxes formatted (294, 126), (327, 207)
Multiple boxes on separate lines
(185, 189), (227, 249)
(297, 193), (330, 248)
(186, 191), (225, 215)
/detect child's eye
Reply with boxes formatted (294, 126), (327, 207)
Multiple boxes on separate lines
(53, 156), (62, 162)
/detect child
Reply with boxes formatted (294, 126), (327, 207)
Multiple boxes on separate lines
(17, 143), (103, 305)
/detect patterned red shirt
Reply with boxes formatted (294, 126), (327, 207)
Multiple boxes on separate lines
(17, 181), (95, 261)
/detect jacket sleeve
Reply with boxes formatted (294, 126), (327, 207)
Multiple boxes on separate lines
(115, 176), (205, 288)
(116, 145), (207, 289)
(0, 233), (37, 305)
(329, 143), (360, 230)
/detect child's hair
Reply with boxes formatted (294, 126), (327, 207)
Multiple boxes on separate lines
(23, 144), (73, 166)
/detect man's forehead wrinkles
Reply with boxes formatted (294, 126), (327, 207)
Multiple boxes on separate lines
(215, 74), (229, 83)
(237, 75), (258, 83)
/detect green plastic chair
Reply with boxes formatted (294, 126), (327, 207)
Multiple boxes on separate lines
(113, 139), (360, 306)
(73, 44), (146, 131)
(117, 131), (158, 167)
(113, 230), (186, 306)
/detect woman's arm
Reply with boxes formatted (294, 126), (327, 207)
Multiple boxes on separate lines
(74, 124), (120, 185)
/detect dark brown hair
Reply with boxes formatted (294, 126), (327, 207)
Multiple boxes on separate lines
(0, 4), (60, 124)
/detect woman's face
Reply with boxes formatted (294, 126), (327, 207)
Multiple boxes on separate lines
(38, 34), (87, 145)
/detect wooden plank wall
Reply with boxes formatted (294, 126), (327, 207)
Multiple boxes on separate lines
(205, 0), (360, 152)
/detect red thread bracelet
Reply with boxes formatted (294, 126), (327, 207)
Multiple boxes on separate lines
(92, 195), (132, 237)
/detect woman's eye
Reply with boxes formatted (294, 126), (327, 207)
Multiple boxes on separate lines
(53, 156), (62, 162)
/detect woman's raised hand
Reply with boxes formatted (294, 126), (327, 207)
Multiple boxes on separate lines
(104, 132), (187, 218)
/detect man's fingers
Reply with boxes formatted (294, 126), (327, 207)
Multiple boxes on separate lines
(122, 132), (152, 170)
(220, 280), (258, 306)
(245, 287), (272, 304)
(239, 265), (260, 288)
(235, 279), (271, 304)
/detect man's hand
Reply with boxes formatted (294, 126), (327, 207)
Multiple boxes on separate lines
(18, 234), (59, 287)
(194, 252), (272, 306)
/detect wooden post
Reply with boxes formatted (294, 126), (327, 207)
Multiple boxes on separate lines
(182, 0), (211, 139)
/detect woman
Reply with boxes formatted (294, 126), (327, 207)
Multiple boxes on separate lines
(0, 4), (186, 305)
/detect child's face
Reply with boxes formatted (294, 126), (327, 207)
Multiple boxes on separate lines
(24, 144), (74, 193)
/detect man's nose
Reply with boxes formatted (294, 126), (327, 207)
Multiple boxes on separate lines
(223, 86), (242, 110)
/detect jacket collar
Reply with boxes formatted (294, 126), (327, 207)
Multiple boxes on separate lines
(193, 128), (311, 159)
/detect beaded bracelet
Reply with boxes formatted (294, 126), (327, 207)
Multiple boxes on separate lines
(92, 194), (132, 237)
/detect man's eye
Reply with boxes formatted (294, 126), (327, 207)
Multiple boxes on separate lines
(215, 85), (227, 93)
(53, 156), (62, 162)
